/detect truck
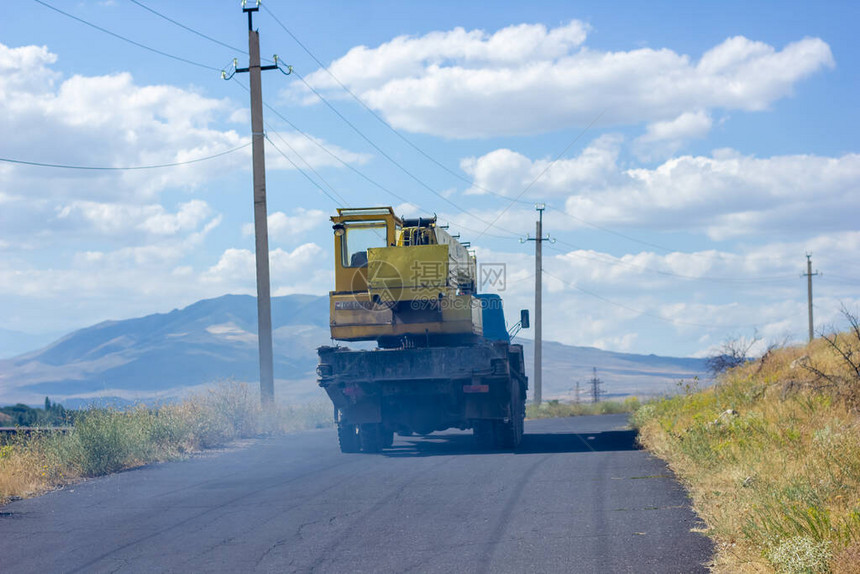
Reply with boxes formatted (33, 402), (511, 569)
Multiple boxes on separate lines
(316, 207), (529, 453)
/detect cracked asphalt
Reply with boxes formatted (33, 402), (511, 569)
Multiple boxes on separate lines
(0, 414), (712, 573)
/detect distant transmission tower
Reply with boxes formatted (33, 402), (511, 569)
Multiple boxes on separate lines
(574, 381), (581, 404)
(588, 367), (603, 404)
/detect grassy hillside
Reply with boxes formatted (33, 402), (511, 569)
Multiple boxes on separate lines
(633, 328), (860, 574)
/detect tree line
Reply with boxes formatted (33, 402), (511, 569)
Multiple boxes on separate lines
(0, 397), (72, 427)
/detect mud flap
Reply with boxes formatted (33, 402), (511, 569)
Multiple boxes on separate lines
(340, 399), (381, 424)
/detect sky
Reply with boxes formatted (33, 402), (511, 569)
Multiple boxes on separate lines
(0, 0), (857, 358)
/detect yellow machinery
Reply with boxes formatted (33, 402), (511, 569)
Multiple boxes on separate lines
(318, 207), (530, 453)
(328, 207), (482, 346)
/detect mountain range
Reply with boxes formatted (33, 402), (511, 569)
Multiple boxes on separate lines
(0, 294), (707, 407)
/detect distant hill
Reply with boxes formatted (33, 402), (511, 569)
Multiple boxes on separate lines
(0, 294), (706, 406)
(0, 294), (331, 406)
(519, 339), (707, 400)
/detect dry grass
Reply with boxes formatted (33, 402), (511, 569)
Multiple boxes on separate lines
(633, 335), (860, 574)
(526, 397), (640, 419)
(0, 382), (332, 504)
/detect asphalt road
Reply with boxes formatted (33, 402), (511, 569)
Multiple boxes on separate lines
(0, 414), (712, 573)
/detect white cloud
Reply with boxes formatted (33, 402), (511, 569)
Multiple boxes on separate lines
(461, 134), (621, 198)
(0, 42), (367, 207)
(461, 140), (860, 239)
(467, 233), (860, 354)
(294, 24), (833, 138)
(56, 200), (213, 237)
(202, 243), (326, 287)
(634, 111), (713, 160)
(202, 248), (256, 283)
(242, 208), (327, 241)
(0, 236), (326, 331)
(640, 111), (713, 143)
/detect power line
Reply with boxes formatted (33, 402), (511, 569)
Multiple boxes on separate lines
(33, 0), (221, 72)
(235, 79), (520, 242)
(265, 15), (775, 260)
(261, 10), (726, 254)
(264, 134), (343, 207)
(0, 142), (251, 171)
(474, 110), (605, 240)
(128, 0), (248, 55)
(290, 69), (523, 238)
(230, 78), (414, 206)
(262, 12), (781, 263)
(123, 0), (785, 274)
(266, 127), (348, 205)
(261, 3), (534, 206)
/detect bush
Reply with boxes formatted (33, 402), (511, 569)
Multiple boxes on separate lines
(69, 409), (138, 476)
(0, 382), (333, 503)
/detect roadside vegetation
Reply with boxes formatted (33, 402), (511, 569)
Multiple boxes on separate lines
(633, 309), (860, 574)
(0, 382), (331, 504)
(0, 397), (70, 427)
(526, 397), (640, 419)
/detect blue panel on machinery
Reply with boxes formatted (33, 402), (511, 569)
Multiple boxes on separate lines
(475, 293), (510, 342)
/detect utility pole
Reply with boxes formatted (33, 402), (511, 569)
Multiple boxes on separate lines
(802, 253), (820, 343)
(235, 1), (279, 406)
(589, 367), (603, 404)
(523, 204), (551, 406)
(574, 381), (581, 405)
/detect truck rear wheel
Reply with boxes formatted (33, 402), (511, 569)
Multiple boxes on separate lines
(359, 423), (383, 453)
(337, 422), (361, 453)
(499, 381), (524, 449)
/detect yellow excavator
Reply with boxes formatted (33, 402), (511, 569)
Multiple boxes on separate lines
(316, 207), (529, 453)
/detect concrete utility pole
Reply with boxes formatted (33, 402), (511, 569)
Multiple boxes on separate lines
(523, 204), (551, 406)
(803, 253), (820, 343)
(235, 1), (279, 406)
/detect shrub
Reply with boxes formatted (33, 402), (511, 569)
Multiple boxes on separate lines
(0, 382), (333, 503)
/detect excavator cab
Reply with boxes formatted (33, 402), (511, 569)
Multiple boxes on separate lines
(328, 207), (482, 345)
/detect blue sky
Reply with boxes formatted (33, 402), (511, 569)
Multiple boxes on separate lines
(0, 0), (857, 358)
